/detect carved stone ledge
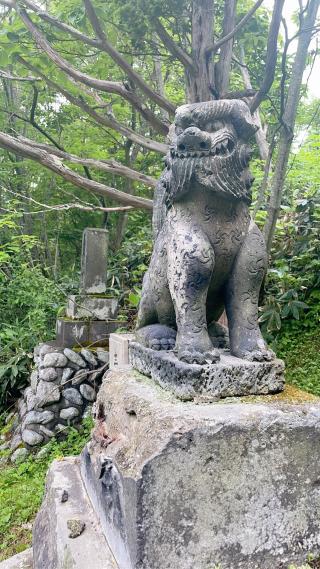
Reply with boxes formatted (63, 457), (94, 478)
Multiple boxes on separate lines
(129, 342), (285, 400)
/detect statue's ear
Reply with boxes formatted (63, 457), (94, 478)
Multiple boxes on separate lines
(230, 100), (259, 141)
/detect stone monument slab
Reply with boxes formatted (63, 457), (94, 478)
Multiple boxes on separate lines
(56, 318), (122, 348)
(80, 228), (108, 294)
(66, 295), (118, 321)
(81, 369), (320, 569)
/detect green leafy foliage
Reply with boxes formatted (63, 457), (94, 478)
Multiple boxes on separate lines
(0, 417), (93, 561)
(0, 214), (64, 409)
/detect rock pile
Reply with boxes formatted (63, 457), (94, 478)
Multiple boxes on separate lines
(10, 341), (109, 452)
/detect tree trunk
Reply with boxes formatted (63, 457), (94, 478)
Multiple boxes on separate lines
(187, 0), (215, 102)
(263, 0), (320, 252)
(215, 0), (237, 96)
(239, 45), (269, 160)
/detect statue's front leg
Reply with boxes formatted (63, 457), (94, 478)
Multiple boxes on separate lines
(167, 220), (219, 364)
(225, 222), (275, 361)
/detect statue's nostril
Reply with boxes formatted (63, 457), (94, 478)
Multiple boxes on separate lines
(200, 141), (208, 149)
(178, 143), (186, 151)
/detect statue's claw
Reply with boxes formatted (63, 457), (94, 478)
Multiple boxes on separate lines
(241, 349), (275, 362)
(178, 349), (220, 365)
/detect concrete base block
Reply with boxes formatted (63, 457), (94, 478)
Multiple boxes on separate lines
(109, 333), (135, 370)
(56, 318), (122, 348)
(66, 295), (119, 321)
(129, 341), (285, 400)
(32, 457), (119, 569)
(82, 370), (320, 569)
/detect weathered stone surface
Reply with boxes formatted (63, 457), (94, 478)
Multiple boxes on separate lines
(80, 384), (96, 402)
(66, 295), (118, 321)
(60, 407), (80, 421)
(81, 348), (98, 367)
(30, 370), (39, 393)
(61, 367), (74, 384)
(56, 318), (120, 348)
(36, 381), (60, 406)
(0, 548), (33, 569)
(22, 429), (43, 447)
(42, 353), (68, 368)
(64, 348), (87, 368)
(24, 410), (54, 426)
(9, 433), (22, 451)
(81, 369), (320, 569)
(39, 425), (55, 439)
(62, 388), (83, 406)
(32, 457), (119, 569)
(38, 367), (58, 382)
(18, 398), (27, 418)
(39, 342), (63, 358)
(96, 348), (110, 364)
(10, 447), (29, 463)
(130, 342), (285, 400)
(80, 228), (108, 294)
(71, 369), (88, 386)
(25, 387), (38, 412)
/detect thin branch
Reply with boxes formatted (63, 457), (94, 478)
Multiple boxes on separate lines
(16, 5), (169, 135)
(0, 131), (153, 210)
(207, 0), (265, 55)
(0, 69), (40, 81)
(17, 56), (168, 154)
(16, 135), (157, 187)
(152, 17), (196, 73)
(83, 0), (175, 115)
(2, 190), (134, 214)
(250, 0), (286, 113)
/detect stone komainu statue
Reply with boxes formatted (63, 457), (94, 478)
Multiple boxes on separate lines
(136, 99), (275, 365)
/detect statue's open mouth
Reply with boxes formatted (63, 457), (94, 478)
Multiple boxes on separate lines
(170, 136), (235, 160)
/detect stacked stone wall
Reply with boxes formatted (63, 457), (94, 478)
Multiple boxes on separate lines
(10, 342), (109, 453)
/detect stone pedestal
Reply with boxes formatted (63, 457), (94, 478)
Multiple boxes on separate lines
(130, 342), (285, 400)
(81, 369), (320, 569)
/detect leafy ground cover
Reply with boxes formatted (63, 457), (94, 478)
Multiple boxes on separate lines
(0, 417), (93, 561)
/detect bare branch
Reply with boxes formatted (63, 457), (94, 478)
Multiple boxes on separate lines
(0, 70), (40, 81)
(1, 184), (134, 213)
(17, 56), (168, 154)
(250, 0), (286, 113)
(207, 0), (265, 55)
(16, 135), (157, 187)
(152, 17), (196, 73)
(83, 0), (176, 115)
(0, 131), (153, 210)
(16, 5), (169, 135)
(6, 0), (175, 115)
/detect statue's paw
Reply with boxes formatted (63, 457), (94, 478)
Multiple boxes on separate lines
(150, 337), (175, 351)
(136, 324), (176, 351)
(241, 348), (275, 362)
(178, 349), (220, 365)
